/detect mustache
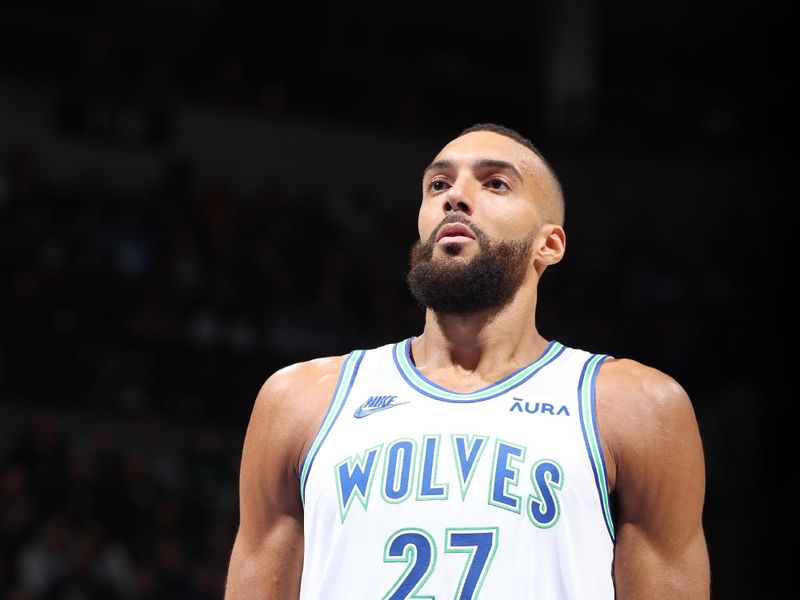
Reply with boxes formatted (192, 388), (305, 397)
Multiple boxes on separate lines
(412, 214), (487, 265)
(424, 213), (484, 246)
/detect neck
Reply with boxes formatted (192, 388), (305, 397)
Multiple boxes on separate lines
(412, 281), (549, 377)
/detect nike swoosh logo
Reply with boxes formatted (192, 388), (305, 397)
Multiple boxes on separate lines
(354, 401), (409, 419)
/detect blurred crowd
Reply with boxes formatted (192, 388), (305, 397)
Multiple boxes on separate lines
(0, 143), (419, 424)
(0, 410), (236, 599)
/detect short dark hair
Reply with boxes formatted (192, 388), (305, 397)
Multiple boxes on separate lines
(459, 123), (565, 225)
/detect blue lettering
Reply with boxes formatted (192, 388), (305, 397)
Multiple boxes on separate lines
(510, 399), (571, 417)
(528, 460), (563, 527)
(384, 440), (414, 501)
(419, 436), (447, 498)
(367, 395), (396, 408)
(337, 446), (382, 521)
(336, 438), (565, 527)
(490, 441), (525, 512)
(453, 435), (487, 500)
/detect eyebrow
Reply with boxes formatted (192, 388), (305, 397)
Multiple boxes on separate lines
(422, 158), (524, 183)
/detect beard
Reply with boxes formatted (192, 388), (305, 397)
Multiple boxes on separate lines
(406, 214), (534, 315)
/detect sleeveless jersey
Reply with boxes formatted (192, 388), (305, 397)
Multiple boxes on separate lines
(299, 338), (615, 599)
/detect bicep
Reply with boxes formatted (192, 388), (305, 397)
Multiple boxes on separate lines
(226, 517), (303, 600)
(225, 380), (305, 600)
(609, 372), (710, 598)
(614, 524), (708, 599)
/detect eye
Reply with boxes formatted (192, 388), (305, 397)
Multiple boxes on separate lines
(487, 178), (510, 191)
(429, 179), (449, 192)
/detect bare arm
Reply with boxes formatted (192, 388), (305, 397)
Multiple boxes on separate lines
(597, 359), (710, 599)
(225, 358), (344, 599)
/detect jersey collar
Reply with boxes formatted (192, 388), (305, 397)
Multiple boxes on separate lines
(392, 337), (565, 403)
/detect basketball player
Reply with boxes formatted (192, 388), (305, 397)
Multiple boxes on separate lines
(224, 124), (710, 599)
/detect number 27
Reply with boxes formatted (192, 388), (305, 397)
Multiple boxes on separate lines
(383, 527), (499, 600)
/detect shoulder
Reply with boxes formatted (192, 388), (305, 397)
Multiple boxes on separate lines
(236, 354), (351, 486)
(593, 357), (700, 489)
(251, 354), (350, 431)
(595, 357), (692, 417)
(257, 354), (349, 407)
(246, 355), (349, 471)
(232, 355), (351, 560)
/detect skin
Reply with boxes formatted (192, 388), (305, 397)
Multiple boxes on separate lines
(225, 131), (710, 599)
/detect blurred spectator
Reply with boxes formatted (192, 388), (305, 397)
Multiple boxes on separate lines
(0, 411), (240, 598)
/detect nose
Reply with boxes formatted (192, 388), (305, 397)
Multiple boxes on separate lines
(442, 180), (474, 216)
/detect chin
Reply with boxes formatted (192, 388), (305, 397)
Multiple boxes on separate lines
(435, 243), (474, 258)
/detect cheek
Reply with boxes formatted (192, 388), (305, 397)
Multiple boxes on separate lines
(417, 203), (440, 240)
(503, 220), (534, 240)
(481, 207), (539, 240)
(491, 205), (539, 240)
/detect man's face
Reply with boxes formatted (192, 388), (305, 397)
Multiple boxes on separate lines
(406, 131), (549, 314)
(417, 130), (546, 261)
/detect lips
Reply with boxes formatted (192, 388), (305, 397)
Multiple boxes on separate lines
(436, 223), (476, 243)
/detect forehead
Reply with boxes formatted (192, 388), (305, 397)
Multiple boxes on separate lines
(430, 131), (540, 178)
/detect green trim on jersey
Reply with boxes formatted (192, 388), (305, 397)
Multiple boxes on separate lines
(300, 349), (365, 507)
(579, 354), (615, 538)
(393, 338), (565, 402)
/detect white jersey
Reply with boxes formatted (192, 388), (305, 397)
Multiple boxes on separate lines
(299, 338), (615, 599)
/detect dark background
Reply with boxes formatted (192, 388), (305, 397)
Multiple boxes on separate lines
(0, 0), (787, 597)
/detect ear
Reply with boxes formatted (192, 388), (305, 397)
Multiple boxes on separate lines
(534, 224), (566, 274)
